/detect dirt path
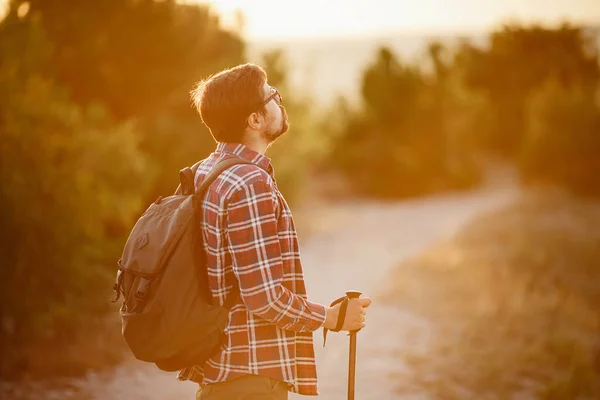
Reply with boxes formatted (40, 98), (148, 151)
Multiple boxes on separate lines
(294, 186), (517, 399)
(10, 185), (517, 400)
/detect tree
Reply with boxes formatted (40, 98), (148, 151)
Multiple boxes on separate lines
(520, 80), (600, 196)
(0, 11), (152, 377)
(330, 45), (481, 198)
(12, 0), (247, 205)
(17, 0), (244, 120)
(0, 0), (249, 377)
(461, 24), (600, 158)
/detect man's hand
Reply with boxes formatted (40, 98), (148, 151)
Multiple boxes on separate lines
(324, 297), (372, 331)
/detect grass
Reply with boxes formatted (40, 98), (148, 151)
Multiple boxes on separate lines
(388, 189), (600, 399)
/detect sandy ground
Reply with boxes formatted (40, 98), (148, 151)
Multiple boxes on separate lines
(4, 183), (518, 400)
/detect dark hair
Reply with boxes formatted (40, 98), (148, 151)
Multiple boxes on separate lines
(191, 63), (267, 143)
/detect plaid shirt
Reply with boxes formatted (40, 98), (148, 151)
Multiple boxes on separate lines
(177, 142), (326, 396)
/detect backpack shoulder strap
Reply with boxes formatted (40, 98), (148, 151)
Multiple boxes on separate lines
(176, 159), (205, 196)
(176, 156), (257, 196)
(194, 157), (254, 197)
(192, 157), (255, 309)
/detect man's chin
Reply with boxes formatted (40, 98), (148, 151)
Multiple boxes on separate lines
(267, 121), (289, 143)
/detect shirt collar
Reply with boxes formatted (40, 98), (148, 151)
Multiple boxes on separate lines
(215, 142), (273, 175)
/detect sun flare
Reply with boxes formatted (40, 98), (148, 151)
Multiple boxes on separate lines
(198, 0), (600, 41)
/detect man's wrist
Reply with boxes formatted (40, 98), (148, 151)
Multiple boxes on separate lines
(323, 306), (339, 330)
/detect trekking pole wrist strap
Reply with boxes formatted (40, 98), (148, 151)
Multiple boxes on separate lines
(323, 295), (349, 347)
(334, 297), (349, 332)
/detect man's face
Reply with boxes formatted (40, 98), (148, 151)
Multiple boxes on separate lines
(259, 81), (289, 143)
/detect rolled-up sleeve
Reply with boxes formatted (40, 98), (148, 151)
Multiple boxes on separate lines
(226, 180), (326, 332)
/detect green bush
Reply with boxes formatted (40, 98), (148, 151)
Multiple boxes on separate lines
(460, 24), (600, 159)
(520, 81), (600, 196)
(0, 61), (152, 379)
(0, 0), (251, 378)
(329, 46), (482, 198)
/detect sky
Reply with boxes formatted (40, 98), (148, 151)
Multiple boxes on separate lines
(200, 0), (600, 41)
(1, 1), (598, 40)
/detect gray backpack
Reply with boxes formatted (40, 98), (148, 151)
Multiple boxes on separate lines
(112, 157), (252, 371)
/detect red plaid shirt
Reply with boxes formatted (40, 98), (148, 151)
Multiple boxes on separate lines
(177, 142), (326, 395)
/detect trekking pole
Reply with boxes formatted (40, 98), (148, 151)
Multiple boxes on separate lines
(345, 290), (362, 400)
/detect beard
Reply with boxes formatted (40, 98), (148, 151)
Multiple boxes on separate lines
(263, 105), (289, 143)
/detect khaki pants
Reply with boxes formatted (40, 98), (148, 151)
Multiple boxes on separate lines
(196, 374), (289, 400)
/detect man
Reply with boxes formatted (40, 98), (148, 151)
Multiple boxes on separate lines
(177, 63), (371, 399)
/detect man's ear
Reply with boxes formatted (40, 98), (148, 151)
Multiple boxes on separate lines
(247, 111), (262, 130)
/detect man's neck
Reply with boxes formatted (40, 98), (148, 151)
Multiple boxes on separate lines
(242, 134), (270, 155)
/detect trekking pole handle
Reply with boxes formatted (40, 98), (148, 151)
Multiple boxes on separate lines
(346, 291), (362, 335)
(346, 290), (362, 299)
(323, 290), (363, 347)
